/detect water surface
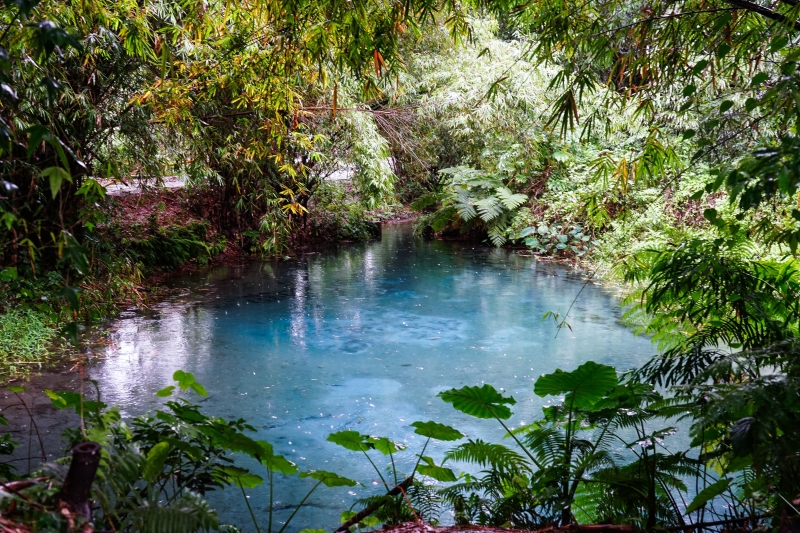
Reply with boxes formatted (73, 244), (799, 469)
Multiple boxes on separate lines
(91, 224), (656, 530)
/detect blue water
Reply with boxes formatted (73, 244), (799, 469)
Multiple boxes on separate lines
(90, 224), (658, 531)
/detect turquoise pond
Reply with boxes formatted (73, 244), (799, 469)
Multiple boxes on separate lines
(89, 223), (660, 531)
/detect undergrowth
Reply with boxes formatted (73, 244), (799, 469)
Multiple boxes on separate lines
(0, 310), (58, 380)
(305, 182), (379, 243)
(121, 220), (227, 270)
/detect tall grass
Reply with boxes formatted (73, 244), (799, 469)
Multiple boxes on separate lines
(0, 310), (57, 380)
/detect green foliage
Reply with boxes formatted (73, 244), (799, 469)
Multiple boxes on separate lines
(437, 363), (708, 529)
(622, 239), (800, 386)
(410, 420), (465, 441)
(520, 222), (596, 257)
(124, 221), (225, 271)
(1, 370), (356, 533)
(414, 166), (530, 246)
(306, 182), (379, 244)
(533, 361), (618, 409)
(438, 384), (516, 420)
(0, 309), (57, 379)
(0, 413), (17, 481)
(329, 421), (464, 528)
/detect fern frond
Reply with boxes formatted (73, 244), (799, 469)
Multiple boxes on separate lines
(487, 223), (508, 246)
(522, 427), (564, 467)
(474, 196), (504, 222)
(495, 186), (527, 210)
(408, 484), (443, 523)
(455, 189), (478, 221)
(136, 492), (219, 533)
(445, 440), (532, 474)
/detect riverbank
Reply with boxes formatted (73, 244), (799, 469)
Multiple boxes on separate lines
(0, 182), (420, 384)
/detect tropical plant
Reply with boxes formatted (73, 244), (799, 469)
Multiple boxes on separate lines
(437, 362), (706, 528)
(414, 166), (529, 245)
(1, 370), (357, 533)
(519, 222), (596, 257)
(327, 420), (464, 527)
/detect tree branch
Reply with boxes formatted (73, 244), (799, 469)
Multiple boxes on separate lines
(723, 0), (792, 24)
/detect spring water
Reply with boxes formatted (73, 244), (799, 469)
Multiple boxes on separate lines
(90, 224), (657, 530)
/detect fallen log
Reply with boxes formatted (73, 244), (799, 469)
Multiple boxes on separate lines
(665, 515), (769, 531)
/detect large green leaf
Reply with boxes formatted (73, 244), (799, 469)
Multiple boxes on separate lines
(685, 478), (731, 514)
(438, 384), (516, 419)
(299, 470), (358, 487)
(534, 361), (618, 409)
(367, 436), (406, 455)
(327, 430), (372, 452)
(155, 386), (176, 397)
(143, 441), (172, 482)
(410, 421), (465, 441)
(258, 441), (298, 475)
(215, 430), (263, 458)
(219, 466), (264, 489)
(416, 456), (457, 482)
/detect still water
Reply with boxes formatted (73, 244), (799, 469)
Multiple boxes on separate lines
(91, 224), (656, 530)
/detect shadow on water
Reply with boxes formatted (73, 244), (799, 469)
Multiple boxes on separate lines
(3, 223), (657, 531)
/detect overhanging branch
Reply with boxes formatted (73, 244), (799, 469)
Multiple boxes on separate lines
(723, 0), (792, 24)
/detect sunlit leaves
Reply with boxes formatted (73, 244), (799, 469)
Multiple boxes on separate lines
(367, 436), (406, 455)
(172, 370), (207, 397)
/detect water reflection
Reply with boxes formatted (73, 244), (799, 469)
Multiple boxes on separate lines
(90, 224), (656, 530)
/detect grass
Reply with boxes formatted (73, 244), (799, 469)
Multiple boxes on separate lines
(0, 309), (58, 381)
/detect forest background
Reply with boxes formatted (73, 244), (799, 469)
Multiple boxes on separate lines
(1, 0), (800, 531)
